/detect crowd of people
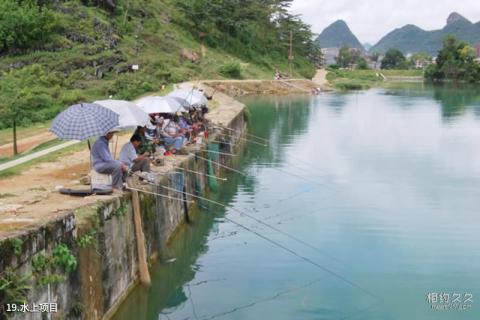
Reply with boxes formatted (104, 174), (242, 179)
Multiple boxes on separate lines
(90, 107), (209, 192)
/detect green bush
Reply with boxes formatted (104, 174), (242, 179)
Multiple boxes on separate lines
(357, 58), (369, 70)
(59, 90), (88, 106)
(0, 0), (58, 53)
(0, 270), (31, 310)
(336, 82), (368, 90)
(52, 244), (77, 273)
(218, 62), (242, 79)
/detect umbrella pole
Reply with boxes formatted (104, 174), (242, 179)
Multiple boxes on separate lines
(87, 140), (93, 192)
(114, 135), (119, 159)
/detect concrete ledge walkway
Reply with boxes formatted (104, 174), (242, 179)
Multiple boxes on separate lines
(0, 140), (80, 172)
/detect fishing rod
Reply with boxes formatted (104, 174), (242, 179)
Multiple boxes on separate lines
(202, 149), (238, 157)
(195, 148), (324, 189)
(215, 126), (327, 177)
(125, 185), (195, 204)
(214, 125), (270, 143)
(205, 142), (322, 187)
(216, 132), (268, 147)
(214, 129), (329, 181)
(134, 172), (333, 264)
(209, 140), (236, 147)
(189, 153), (247, 176)
(161, 185), (380, 301)
(174, 167), (227, 181)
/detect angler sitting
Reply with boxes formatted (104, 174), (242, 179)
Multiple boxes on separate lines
(91, 130), (128, 191)
(134, 125), (158, 155)
(119, 134), (151, 173)
(156, 117), (186, 155)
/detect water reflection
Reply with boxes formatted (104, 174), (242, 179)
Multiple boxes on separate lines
(382, 82), (480, 120)
(432, 83), (480, 119)
(114, 85), (480, 320)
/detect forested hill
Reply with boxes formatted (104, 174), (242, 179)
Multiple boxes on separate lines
(315, 20), (363, 50)
(0, 0), (320, 129)
(370, 12), (480, 55)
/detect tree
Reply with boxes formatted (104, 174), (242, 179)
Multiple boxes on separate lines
(408, 52), (431, 69)
(175, 0), (320, 76)
(381, 49), (407, 69)
(357, 57), (369, 70)
(426, 35), (480, 82)
(0, 65), (60, 155)
(336, 46), (361, 68)
(0, 0), (57, 53)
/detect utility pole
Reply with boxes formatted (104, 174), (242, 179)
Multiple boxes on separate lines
(288, 30), (294, 78)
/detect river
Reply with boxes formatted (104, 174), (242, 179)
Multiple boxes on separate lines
(113, 83), (480, 320)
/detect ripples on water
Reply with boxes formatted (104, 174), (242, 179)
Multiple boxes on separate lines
(114, 83), (480, 320)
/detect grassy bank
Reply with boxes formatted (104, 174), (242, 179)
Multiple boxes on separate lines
(0, 142), (85, 179)
(0, 121), (52, 145)
(0, 0), (318, 131)
(326, 69), (424, 90)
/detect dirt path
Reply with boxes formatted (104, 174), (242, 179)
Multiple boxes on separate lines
(312, 68), (328, 87)
(0, 79), (322, 238)
(0, 82), (246, 238)
(0, 132), (56, 157)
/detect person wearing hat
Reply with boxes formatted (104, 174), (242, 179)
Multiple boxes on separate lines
(91, 130), (128, 191)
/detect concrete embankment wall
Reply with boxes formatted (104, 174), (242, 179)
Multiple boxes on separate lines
(0, 100), (246, 320)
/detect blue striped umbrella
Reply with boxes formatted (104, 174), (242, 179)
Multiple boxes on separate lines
(50, 103), (120, 141)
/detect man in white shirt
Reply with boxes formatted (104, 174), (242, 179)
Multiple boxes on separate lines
(119, 134), (151, 172)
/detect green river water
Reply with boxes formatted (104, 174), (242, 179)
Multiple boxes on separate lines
(113, 83), (480, 320)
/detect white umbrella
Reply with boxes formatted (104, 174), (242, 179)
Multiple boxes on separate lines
(168, 88), (208, 109)
(136, 96), (186, 114)
(94, 99), (151, 129)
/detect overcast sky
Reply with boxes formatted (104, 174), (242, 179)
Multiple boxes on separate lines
(291, 0), (480, 44)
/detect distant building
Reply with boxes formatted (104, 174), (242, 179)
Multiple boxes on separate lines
(366, 54), (383, 70)
(321, 47), (340, 65)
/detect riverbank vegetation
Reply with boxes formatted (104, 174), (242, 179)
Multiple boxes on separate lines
(326, 69), (423, 90)
(0, 0), (321, 154)
(425, 36), (480, 83)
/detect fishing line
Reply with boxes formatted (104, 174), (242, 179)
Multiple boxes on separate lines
(283, 154), (326, 177)
(272, 166), (325, 187)
(201, 149), (238, 157)
(189, 153), (247, 176)
(214, 125), (269, 143)
(208, 136), (324, 187)
(240, 207), (343, 264)
(224, 213), (379, 300)
(193, 150), (324, 189)
(186, 284), (200, 320)
(214, 126), (327, 178)
(217, 132), (267, 146)
(210, 140), (236, 147)
(161, 185), (378, 300)
(163, 185), (342, 264)
(126, 186), (195, 204)
(198, 277), (326, 320)
(174, 167), (227, 181)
